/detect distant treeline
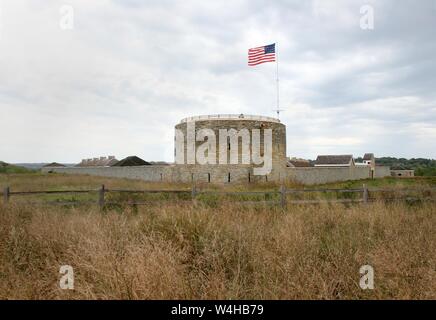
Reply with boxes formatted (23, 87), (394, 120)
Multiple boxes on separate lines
(355, 157), (436, 176)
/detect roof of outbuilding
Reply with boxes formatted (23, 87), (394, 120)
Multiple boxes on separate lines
(363, 153), (374, 160)
(315, 155), (353, 165)
(287, 159), (312, 167)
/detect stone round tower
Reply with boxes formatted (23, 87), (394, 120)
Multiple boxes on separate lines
(174, 114), (286, 183)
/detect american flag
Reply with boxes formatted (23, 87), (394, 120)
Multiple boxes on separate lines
(248, 43), (276, 66)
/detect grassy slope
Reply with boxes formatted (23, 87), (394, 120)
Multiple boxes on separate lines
(0, 162), (35, 174)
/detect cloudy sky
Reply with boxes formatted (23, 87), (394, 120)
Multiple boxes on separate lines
(0, 0), (435, 163)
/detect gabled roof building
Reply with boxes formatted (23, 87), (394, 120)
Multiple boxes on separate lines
(314, 155), (354, 167)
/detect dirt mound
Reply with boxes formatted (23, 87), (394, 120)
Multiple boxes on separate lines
(43, 162), (66, 168)
(112, 156), (151, 167)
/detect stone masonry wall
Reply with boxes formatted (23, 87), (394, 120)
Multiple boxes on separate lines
(175, 119), (287, 181)
(286, 166), (371, 185)
(41, 166), (174, 182)
(39, 115), (392, 185)
(41, 165), (274, 184)
(41, 163), (390, 185)
(374, 166), (391, 178)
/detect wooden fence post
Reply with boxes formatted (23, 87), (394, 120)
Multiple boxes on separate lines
(280, 185), (286, 208)
(363, 184), (368, 204)
(98, 184), (105, 210)
(3, 187), (10, 204)
(191, 185), (196, 203)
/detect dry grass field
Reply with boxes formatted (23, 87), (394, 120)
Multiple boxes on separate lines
(0, 173), (435, 299)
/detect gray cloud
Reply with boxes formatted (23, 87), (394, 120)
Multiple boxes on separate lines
(0, 0), (435, 163)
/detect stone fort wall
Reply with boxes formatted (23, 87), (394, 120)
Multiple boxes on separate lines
(41, 166), (174, 181)
(286, 166), (372, 185)
(41, 164), (390, 185)
(374, 166), (391, 178)
(41, 165), (276, 184)
(41, 115), (391, 185)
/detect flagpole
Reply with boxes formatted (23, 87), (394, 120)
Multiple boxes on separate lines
(276, 42), (280, 119)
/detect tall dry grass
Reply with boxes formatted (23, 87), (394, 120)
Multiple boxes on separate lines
(0, 200), (434, 299)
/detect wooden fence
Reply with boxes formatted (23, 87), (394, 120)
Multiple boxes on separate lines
(1, 184), (435, 209)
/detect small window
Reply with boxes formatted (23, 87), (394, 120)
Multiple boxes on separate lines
(208, 173), (211, 183)
(228, 173), (231, 183)
(248, 172), (251, 183)
(228, 142), (231, 150)
(265, 175), (268, 182)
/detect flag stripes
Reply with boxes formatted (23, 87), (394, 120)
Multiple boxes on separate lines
(248, 44), (276, 66)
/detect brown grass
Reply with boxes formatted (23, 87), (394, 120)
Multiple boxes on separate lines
(0, 200), (434, 299)
(0, 173), (434, 299)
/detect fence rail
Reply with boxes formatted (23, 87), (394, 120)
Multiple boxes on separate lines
(1, 185), (435, 209)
